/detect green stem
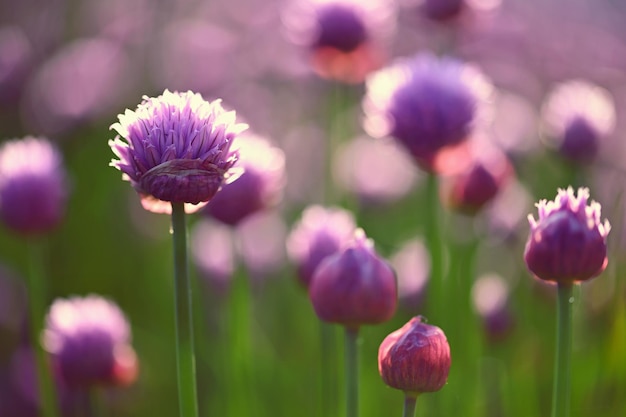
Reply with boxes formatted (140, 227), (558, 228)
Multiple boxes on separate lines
(345, 326), (359, 417)
(87, 387), (106, 417)
(171, 202), (199, 417)
(402, 394), (417, 417)
(552, 283), (573, 417)
(25, 239), (60, 417)
(320, 322), (338, 417)
(424, 173), (444, 322)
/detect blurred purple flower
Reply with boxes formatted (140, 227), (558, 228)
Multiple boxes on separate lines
(471, 273), (515, 342)
(286, 205), (357, 289)
(541, 80), (615, 165)
(524, 187), (610, 284)
(309, 229), (397, 328)
(43, 295), (138, 387)
(363, 53), (493, 171)
(0, 264), (27, 336)
(0, 26), (32, 106)
(283, 0), (396, 83)
(333, 135), (419, 205)
(419, 0), (465, 21)
(204, 133), (286, 226)
(389, 238), (430, 313)
(237, 211), (288, 279)
(191, 218), (235, 293)
(0, 137), (69, 235)
(22, 37), (133, 135)
(109, 89), (248, 214)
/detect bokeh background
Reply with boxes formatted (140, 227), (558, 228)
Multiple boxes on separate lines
(1, 0), (625, 416)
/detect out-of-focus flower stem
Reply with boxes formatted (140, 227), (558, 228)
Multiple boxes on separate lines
(26, 239), (60, 417)
(552, 282), (573, 417)
(402, 394), (417, 417)
(345, 326), (359, 417)
(171, 202), (199, 417)
(87, 387), (106, 417)
(424, 173), (444, 322)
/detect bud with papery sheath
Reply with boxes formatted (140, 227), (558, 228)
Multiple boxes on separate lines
(524, 187), (610, 284)
(309, 229), (397, 328)
(378, 316), (450, 394)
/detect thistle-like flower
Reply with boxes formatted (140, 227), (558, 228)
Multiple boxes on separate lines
(378, 316), (451, 395)
(204, 133), (286, 226)
(363, 53), (493, 171)
(541, 80), (615, 165)
(524, 187), (610, 283)
(287, 205), (357, 289)
(109, 89), (248, 213)
(0, 137), (69, 235)
(42, 295), (138, 387)
(308, 229), (397, 328)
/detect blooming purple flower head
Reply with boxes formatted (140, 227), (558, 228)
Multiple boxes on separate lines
(283, 0), (396, 83)
(109, 89), (248, 214)
(541, 80), (615, 165)
(0, 137), (69, 236)
(287, 205), (357, 289)
(204, 133), (286, 226)
(378, 316), (450, 395)
(363, 53), (493, 172)
(43, 295), (138, 387)
(309, 229), (397, 329)
(524, 187), (610, 284)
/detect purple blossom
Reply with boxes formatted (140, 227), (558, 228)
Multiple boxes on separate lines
(109, 89), (248, 214)
(0, 137), (68, 235)
(419, 0), (465, 21)
(363, 53), (493, 171)
(524, 187), (610, 284)
(286, 205), (357, 289)
(43, 295), (138, 387)
(204, 133), (286, 226)
(471, 273), (515, 342)
(308, 229), (397, 328)
(541, 80), (615, 165)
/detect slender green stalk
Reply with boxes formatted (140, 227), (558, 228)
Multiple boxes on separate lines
(171, 202), (199, 417)
(320, 322), (338, 417)
(25, 239), (60, 417)
(424, 173), (444, 322)
(87, 387), (106, 417)
(344, 326), (359, 417)
(402, 394), (417, 417)
(552, 282), (573, 417)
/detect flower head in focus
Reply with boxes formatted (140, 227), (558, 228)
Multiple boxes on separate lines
(541, 80), (615, 165)
(363, 53), (493, 171)
(309, 229), (397, 328)
(524, 187), (610, 284)
(287, 205), (357, 289)
(0, 137), (69, 235)
(378, 316), (450, 395)
(109, 89), (248, 213)
(283, 0), (396, 83)
(204, 133), (286, 226)
(43, 295), (138, 387)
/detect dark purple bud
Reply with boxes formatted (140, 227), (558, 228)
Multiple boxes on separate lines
(378, 316), (451, 395)
(420, 0), (464, 21)
(314, 4), (368, 52)
(524, 187), (610, 284)
(309, 229), (397, 328)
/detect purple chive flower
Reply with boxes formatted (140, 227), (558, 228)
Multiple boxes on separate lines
(204, 133), (286, 226)
(541, 80), (615, 165)
(419, 0), (465, 21)
(0, 137), (69, 236)
(378, 316), (451, 395)
(42, 295), (138, 387)
(309, 229), (397, 328)
(524, 187), (610, 284)
(363, 53), (493, 171)
(286, 205), (357, 289)
(0, 26), (32, 105)
(283, 0), (396, 83)
(109, 89), (248, 214)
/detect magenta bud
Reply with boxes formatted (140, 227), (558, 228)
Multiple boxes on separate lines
(524, 187), (610, 284)
(378, 316), (451, 395)
(309, 229), (397, 328)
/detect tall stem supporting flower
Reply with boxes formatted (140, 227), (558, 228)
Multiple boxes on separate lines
(424, 173), (444, 323)
(345, 326), (359, 417)
(171, 202), (199, 417)
(552, 282), (573, 417)
(25, 239), (59, 417)
(402, 394), (418, 417)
